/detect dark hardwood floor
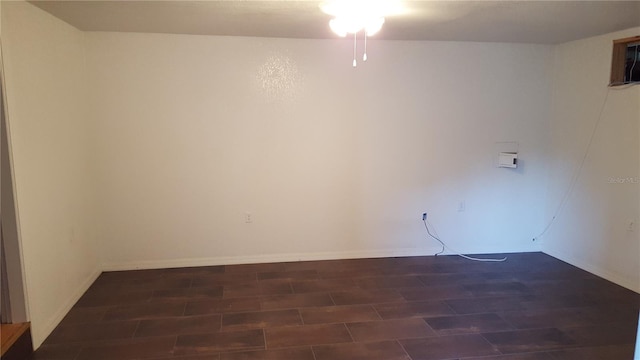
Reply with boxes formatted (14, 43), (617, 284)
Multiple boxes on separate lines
(30, 252), (639, 360)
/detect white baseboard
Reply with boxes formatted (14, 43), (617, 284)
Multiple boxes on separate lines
(102, 248), (436, 271)
(543, 248), (640, 293)
(32, 266), (102, 349)
(102, 247), (538, 272)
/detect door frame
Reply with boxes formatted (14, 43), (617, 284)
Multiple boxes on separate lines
(0, 39), (29, 324)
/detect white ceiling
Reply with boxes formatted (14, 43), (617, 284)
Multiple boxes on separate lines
(29, 0), (640, 44)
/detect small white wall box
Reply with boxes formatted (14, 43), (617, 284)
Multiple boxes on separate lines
(498, 152), (518, 168)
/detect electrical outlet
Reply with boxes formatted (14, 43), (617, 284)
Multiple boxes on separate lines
(458, 201), (465, 212)
(245, 212), (253, 223)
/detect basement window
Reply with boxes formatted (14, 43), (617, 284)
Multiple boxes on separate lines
(610, 36), (640, 86)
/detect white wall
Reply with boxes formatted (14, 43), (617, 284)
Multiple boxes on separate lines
(543, 27), (640, 292)
(5, 1), (639, 349)
(85, 32), (553, 270)
(2, 2), (101, 347)
(5, 1), (638, 350)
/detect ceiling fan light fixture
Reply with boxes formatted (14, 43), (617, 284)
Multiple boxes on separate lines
(329, 16), (366, 36)
(328, 15), (384, 37)
(329, 18), (348, 37)
(322, 0), (400, 66)
(365, 17), (385, 36)
(321, 0), (401, 21)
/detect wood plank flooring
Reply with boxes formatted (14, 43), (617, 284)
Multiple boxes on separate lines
(1, 322), (32, 359)
(30, 252), (639, 360)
